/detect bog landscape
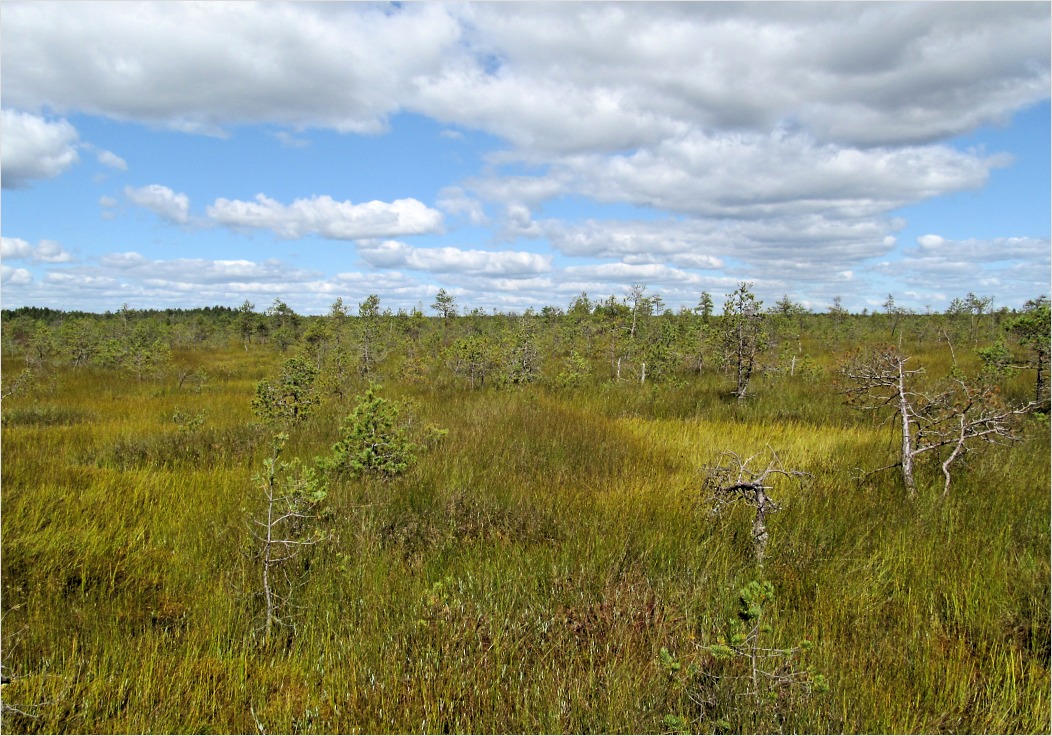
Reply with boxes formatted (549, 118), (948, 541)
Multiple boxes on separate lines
(1, 289), (1049, 734)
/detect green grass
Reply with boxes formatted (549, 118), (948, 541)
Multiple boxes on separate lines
(2, 343), (1048, 733)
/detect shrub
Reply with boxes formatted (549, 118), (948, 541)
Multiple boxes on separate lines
(317, 385), (420, 478)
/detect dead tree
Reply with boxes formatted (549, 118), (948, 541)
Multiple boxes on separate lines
(917, 374), (1035, 496)
(841, 347), (1033, 498)
(704, 448), (810, 565)
(840, 348), (924, 496)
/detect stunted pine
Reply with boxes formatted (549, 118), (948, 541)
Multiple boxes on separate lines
(252, 353), (319, 425)
(317, 385), (421, 479)
(250, 433), (328, 646)
(721, 283), (769, 400)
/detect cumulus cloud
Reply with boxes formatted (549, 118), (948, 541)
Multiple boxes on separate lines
(563, 261), (704, 286)
(2, 3), (461, 135)
(358, 240), (551, 277)
(273, 131), (310, 148)
(475, 131), (1006, 220)
(5, 3), (1044, 149)
(436, 186), (487, 225)
(446, 3), (1050, 149)
(1, 109), (79, 188)
(12, 251), (439, 314)
(530, 214), (898, 277)
(1, 3), (1047, 313)
(125, 184), (191, 224)
(95, 148), (127, 170)
(99, 251), (320, 284)
(208, 194), (444, 240)
(1, 265), (33, 285)
(1, 236), (74, 263)
(912, 233), (1050, 261)
(872, 234), (1052, 304)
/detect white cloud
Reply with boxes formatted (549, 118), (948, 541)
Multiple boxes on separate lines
(0, 109), (79, 188)
(444, 3), (1049, 149)
(125, 184), (191, 224)
(98, 251), (320, 284)
(2, 3), (461, 135)
(208, 194), (443, 240)
(358, 240), (550, 277)
(910, 234), (1050, 263)
(436, 186), (487, 225)
(531, 214), (898, 275)
(872, 234), (1052, 304)
(6, 4), (1043, 149)
(273, 131), (310, 148)
(1, 4), (1047, 314)
(95, 148), (127, 170)
(1, 265), (33, 285)
(34, 240), (75, 263)
(563, 261), (703, 286)
(0, 237), (33, 260)
(1, 236), (74, 263)
(478, 131), (1004, 220)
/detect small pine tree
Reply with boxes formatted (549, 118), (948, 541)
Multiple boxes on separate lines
(250, 433), (328, 645)
(702, 579), (828, 730)
(252, 353), (319, 425)
(317, 385), (419, 478)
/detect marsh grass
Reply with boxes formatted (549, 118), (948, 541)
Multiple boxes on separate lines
(1, 342), (1048, 733)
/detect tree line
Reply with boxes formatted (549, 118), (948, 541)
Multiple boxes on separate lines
(3, 285), (1047, 403)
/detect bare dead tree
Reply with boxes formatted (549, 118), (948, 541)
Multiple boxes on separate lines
(840, 348), (925, 496)
(916, 374), (1035, 497)
(703, 448), (810, 565)
(841, 347), (1033, 498)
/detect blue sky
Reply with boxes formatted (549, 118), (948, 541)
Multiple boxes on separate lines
(2, 2), (1049, 315)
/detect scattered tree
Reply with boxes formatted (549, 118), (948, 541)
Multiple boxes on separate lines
(250, 433), (328, 645)
(317, 385), (422, 479)
(252, 353), (319, 425)
(431, 288), (458, 325)
(236, 300), (257, 350)
(1006, 296), (1051, 409)
(447, 333), (499, 389)
(696, 291), (714, 323)
(265, 298), (301, 351)
(355, 294), (385, 376)
(700, 580), (828, 731)
(840, 347), (1034, 497)
(505, 310), (541, 385)
(721, 283), (770, 400)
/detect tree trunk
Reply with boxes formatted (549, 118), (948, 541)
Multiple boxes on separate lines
(896, 361), (918, 497)
(752, 486), (769, 565)
(1036, 348), (1048, 406)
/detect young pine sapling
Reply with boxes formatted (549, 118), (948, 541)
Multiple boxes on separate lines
(250, 433), (328, 646)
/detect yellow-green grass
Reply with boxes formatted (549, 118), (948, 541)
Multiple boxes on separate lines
(2, 344), (1048, 733)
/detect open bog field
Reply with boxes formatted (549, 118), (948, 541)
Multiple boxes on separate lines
(1, 310), (1049, 734)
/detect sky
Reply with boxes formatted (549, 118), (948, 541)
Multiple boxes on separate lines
(1, 1), (1050, 316)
